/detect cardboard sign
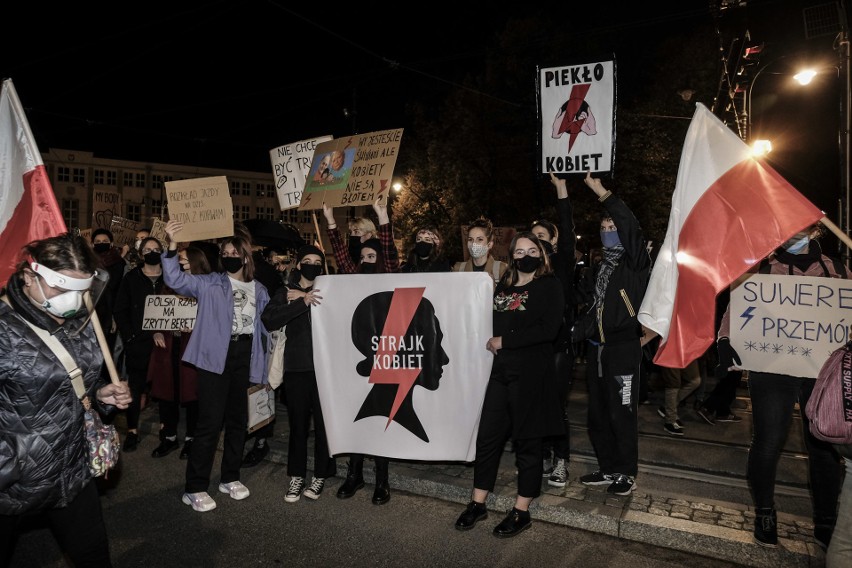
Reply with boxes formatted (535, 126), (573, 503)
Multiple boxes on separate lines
(269, 135), (333, 210)
(299, 128), (403, 210)
(92, 188), (122, 230)
(141, 294), (198, 331)
(730, 273), (852, 378)
(149, 218), (167, 245)
(247, 385), (275, 433)
(537, 60), (616, 174)
(78, 228), (93, 242)
(109, 216), (141, 249)
(165, 176), (234, 242)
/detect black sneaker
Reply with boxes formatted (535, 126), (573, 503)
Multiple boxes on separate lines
(606, 474), (636, 495)
(542, 458), (554, 478)
(664, 422), (685, 436)
(715, 413), (742, 423)
(579, 470), (614, 486)
(303, 477), (325, 500)
(754, 508), (778, 547)
(284, 477), (305, 503)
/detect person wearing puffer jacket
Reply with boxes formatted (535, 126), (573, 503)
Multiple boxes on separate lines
(0, 233), (130, 566)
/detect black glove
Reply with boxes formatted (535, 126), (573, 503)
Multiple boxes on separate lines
(714, 337), (741, 378)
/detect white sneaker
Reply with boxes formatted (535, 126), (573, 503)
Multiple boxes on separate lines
(303, 477), (325, 500)
(218, 481), (250, 500)
(548, 458), (568, 488)
(182, 491), (217, 512)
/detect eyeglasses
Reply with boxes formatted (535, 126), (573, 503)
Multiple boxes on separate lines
(141, 247), (162, 254)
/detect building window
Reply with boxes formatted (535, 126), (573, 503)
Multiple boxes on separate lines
(135, 173), (146, 188)
(241, 182), (251, 196)
(72, 168), (85, 184)
(106, 171), (117, 185)
(123, 172), (134, 186)
(230, 180), (239, 195)
(241, 205), (250, 219)
(57, 166), (70, 183)
(301, 211), (311, 224)
(152, 175), (164, 190)
(61, 198), (78, 229)
(151, 199), (165, 218)
(127, 203), (141, 222)
(94, 169), (105, 185)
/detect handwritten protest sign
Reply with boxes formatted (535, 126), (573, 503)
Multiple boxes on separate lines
(269, 135), (333, 210)
(109, 216), (140, 249)
(142, 295), (198, 331)
(92, 188), (122, 230)
(164, 176), (234, 242)
(299, 128), (403, 210)
(730, 273), (852, 378)
(149, 218), (167, 244)
(537, 60), (615, 174)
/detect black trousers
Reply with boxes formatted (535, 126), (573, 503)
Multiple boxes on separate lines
(585, 340), (641, 477)
(0, 481), (111, 568)
(473, 374), (544, 498)
(284, 370), (336, 478)
(543, 349), (573, 461)
(185, 340), (250, 493)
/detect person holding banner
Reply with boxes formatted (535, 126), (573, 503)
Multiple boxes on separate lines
(0, 233), (131, 567)
(716, 224), (847, 549)
(114, 236), (166, 452)
(324, 199), (398, 273)
(452, 217), (507, 288)
(162, 220), (270, 513)
(575, 172), (651, 497)
(454, 232), (565, 538)
(260, 245), (336, 503)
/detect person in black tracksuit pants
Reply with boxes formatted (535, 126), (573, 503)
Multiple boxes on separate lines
(574, 173), (650, 496)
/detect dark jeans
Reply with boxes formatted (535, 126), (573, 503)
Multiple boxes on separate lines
(543, 349), (573, 462)
(0, 481), (111, 568)
(474, 374), (544, 498)
(284, 371), (336, 479)
(702, 369), (741, 416)
(123, 340), (153, 431)
(586, 340), (641, 477)
(158, 400), (199, 439)
(747, 371), (843, 522)
(185, 340), (250, 494)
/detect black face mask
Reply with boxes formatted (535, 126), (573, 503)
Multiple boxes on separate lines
(414, 241), (433, 258)
(143, 252), (162, 266)
(359, 262), (377, 274)
(93, 243), (111, 254)
(221, 257), (243, 274)
(514, 255), (541, 274)
(540, 240), (554, 256)
(348, 236), (362, 263)
(299, 264), (323, 281)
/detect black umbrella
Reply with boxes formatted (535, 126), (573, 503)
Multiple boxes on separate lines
(241, 219), (305, 250)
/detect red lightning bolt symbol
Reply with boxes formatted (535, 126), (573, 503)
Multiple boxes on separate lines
(368, 287), (425, 430)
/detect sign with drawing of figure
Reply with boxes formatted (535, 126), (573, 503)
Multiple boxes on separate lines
(299, 128), (403, 210)
(730, 273), (852, 378)
(537, 59), (616, 174)
(312, 272), (493, 461)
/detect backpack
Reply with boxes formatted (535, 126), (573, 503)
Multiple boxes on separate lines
(805, 341), (852, 444)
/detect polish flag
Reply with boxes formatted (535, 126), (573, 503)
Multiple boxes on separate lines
(637, 103), (823, 369)
(0, 79), (66, 286)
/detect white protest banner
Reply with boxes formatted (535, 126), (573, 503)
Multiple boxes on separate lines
(537, 60), (615, 174)
(165, 176), (234, 241)
(299, 128), (403, 210)
(142, 294), (198, 332)
(312, 272), (493, 461)
(269, 135), (333, 211)
(730, 273), (852, 378)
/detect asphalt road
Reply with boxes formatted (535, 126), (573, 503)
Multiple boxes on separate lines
(8, 433), (746, 568)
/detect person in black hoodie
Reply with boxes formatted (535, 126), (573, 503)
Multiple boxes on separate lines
(575, 172), (651, 496)
(261, 245), (336, 502)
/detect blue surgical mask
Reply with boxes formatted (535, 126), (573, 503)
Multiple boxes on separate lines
(783, 235), (809, 255)
(600, 231), (621, 249)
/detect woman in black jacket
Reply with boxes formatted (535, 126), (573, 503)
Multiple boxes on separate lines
(454, 232), (565, 538)
(0, 233), (130, 566)
(261, 245), (336, 503)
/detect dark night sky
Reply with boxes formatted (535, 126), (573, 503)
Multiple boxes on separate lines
(2, 0), (846, 218)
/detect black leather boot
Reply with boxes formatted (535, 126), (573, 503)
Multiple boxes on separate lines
(813, 516), (836, 550)
(371, 457), (390, 505)
(336, 456), (365, 499)
(754, 507), (778, 548)
(493, 507), (532, 538)
(455, 501), (488, 530)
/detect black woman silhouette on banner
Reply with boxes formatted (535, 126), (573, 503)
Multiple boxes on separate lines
(351, 288), (450, 442)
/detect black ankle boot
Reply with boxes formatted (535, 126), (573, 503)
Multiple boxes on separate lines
(371, 458), (390, 505)
(754, 507), (778, 548)
(455, 501), (488, 530)
(493, 507), (531, 538)
(813, 516), (836, 550)
(336, 457), (365, 499)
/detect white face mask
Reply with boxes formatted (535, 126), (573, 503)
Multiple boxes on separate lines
(468, 242), (489, 259)
(134, 238), (143, 250)
(32, 278), (83, 318)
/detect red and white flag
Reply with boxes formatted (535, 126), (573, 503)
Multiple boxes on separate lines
(0, 79), (66, 286)
(637, 103), (823, 369)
